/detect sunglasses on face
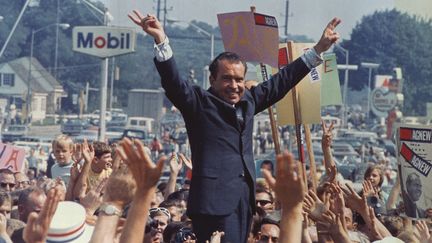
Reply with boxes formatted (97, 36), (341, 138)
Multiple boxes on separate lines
(149, 207), (171, 219)
(256, 200), (272, 206)
(172, 228), (196, 243)
(0, 183), (15, 189)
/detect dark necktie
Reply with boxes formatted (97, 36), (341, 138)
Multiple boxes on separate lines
(236, 106), (244, 127)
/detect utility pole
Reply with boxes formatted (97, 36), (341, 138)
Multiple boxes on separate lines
(156, 0), (161, 20)
(284, 0), (289, 36)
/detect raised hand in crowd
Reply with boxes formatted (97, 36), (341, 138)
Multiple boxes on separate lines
(415, 220), (432, 243)
(72, 143), (83, 164)
(73, 139), (94, 199)
(0, 214), (12, 243)
(321, 120), (337, 183)
(274, 151), (305, 243)
(178, 153), (193, 170)
(128, 11), (165, 43)
(23, 188), (61, 243)
(117, 138), (165, 243)
(90, 165), (136, 243)
(206, 231), (225, 243)
(80, 178), (107, 221)
(164, 153), (183, 199)
(303, 190), (329, 223)
(321, 210), (350, 243)
(362, 180), (378, 198)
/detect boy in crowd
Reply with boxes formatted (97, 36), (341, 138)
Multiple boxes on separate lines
(50, 135), (74, 186)
(87, 141), (113, 191)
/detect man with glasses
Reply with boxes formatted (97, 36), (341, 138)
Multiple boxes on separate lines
(0, 169), (15, 192)
(14, 172), (30, 190)
(255, 189), (274, 215)
(146, 207), (171, 243)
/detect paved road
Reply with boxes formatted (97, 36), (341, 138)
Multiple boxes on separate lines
(28, 125), (61, 140)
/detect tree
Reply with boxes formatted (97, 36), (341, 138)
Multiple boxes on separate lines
(337, 9), (432, 115)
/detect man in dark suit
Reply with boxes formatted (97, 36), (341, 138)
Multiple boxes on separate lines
(403, 172), (425, 218)
(129, 10), (340, 242)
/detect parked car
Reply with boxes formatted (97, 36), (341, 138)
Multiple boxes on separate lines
(2, 125), (30, 142)
(61, 119), (91, 135)
(107, 113), (128, 127)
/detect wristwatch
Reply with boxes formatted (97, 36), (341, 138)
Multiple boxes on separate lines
(99, 203), (122, 216)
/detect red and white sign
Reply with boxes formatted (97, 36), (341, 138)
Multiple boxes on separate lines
(0, 143), (26, 172)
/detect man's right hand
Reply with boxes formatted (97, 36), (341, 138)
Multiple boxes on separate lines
(128, 10), (166, 44)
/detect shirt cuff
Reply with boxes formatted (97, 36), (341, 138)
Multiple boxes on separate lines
(153, 36), (173, 62)
(300, 47), (323, 69)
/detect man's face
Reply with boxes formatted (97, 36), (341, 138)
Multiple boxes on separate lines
(150, 214), (169, 242)
(54, 143), (72, 166)
(407, 176), (422, 202)
(0, 200), (12, 219)
(0, 173), (16, 192)
(94, 153), (113, 171)
(258, 223), (280, 243)
(15, 172), (30, 190)
(210, 59), (246, 105)
(256, 192), (274, 213)
(20, 192), (47, 222)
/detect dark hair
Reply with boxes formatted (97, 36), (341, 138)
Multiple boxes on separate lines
(209, 52), (247, 78)
(17, 187), (45, 207)
(163, 221), (194, 243)
(167, 189), (189, 202)
(92, 141), (112, 158)
(256, 188), (274, 203)
(160, 198), (183, 209)
(260, 160), (274, 172)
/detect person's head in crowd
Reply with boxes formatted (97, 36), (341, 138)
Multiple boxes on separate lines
(159, 199), (183, 222)
(0, 191), (12, 219)
(14, 172), (30, 190)
(17, 187), (46, 222)
(39, 178), (66, 201)
(52, 134), (74, 166)
(406, 172), (422, 202)
(0, 169), (16, 192)
(255, 216), (280, 243)
(182, 179), (191, 190)
(364, 164), (384, 188)
(163, 221), (196, 243)
(167, 189), (189, 213)
(343, 207), (357, 231)
(382, 216), (404, 236)
(208, 52), (248, 105)
(256, 178), (270, 193)
(255, 188), (274, 214)
(26, 167), (37, 181)
(260, 160), (274, 175)
(148, 207), (171, 243)
(157, 181), (168, 198)
(92, 141), (113, 173)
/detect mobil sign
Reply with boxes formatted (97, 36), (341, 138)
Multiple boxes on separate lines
(73, 26), (136, 58)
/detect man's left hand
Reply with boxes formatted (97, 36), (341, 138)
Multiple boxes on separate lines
(314, 17), (341, 54)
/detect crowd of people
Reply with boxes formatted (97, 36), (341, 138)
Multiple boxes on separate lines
(0, 8), (428, 243)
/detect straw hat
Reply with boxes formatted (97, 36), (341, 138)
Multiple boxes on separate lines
(46, 201), (94, 243)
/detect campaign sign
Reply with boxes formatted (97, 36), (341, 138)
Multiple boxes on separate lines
(73, 26), (136, 58)
(0, 143), (26, 172)
(371, 87), (397, 117)
(218, 11), (279, 68)
(397, 125), (432, 219)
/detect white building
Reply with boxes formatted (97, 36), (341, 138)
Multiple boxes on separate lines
(0, 57), (65, 122)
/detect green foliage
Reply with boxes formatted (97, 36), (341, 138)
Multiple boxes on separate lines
(338, 9), (432, 115)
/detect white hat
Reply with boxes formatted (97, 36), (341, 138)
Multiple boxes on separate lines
(46, 201), (94, 243)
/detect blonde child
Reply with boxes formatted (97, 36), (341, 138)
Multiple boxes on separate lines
(51, 134), (74, 186)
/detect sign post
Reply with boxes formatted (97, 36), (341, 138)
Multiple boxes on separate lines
(72, 26), (136, 141)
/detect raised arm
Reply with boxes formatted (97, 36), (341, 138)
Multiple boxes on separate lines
(128, 10), (165, 44)
(118, 138), (165, 243)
